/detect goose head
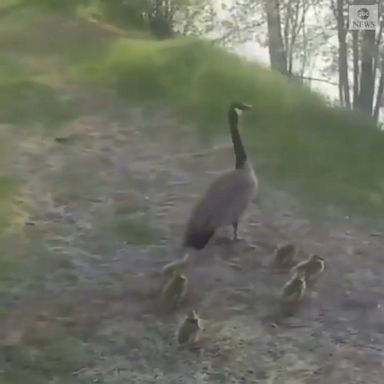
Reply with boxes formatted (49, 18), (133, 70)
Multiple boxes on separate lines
(229, 101), (253, 116)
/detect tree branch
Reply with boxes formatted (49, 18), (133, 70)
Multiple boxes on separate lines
(300, 76), (339, 86)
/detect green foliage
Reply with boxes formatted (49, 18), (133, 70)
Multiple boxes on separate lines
(99, 0), (149, 29)
(98, 0), (201, 37)
(76, 37), (384, 215)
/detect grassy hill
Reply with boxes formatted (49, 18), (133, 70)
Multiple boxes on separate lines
(1, 8), (383, 217)
(74, 36), (384, 215)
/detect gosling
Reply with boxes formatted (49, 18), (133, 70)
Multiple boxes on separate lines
(177, 310), (201, 347)
(291, 254), (325, 283)
(272, 242), (298, 269)
(161, 253), (190, 281)
(281, 269), (306, 304)
(162, 272), (188, 307)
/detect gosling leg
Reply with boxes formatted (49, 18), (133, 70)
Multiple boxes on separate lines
(232, 221), (240, 241)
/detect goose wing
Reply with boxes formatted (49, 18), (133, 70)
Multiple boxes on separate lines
(186, 169), (256, 231)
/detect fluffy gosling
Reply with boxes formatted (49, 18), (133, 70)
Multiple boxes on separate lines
(161, 253), (190, 281)
(177, 310), (201, 347)
(281, 269), (306, 303)
(273, 242), (299, 269)
(291, 254), (325, 282)
(162, 272), (188, 307)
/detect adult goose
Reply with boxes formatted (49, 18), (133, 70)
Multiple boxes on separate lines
(182, 101), (258, 250)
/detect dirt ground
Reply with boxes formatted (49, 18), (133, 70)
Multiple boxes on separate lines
(1, 86), (384, 384)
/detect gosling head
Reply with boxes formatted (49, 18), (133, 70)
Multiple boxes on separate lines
(310, 254), (324, 263)
(174, 273), (187, 283)
(186, 310), (199, 325)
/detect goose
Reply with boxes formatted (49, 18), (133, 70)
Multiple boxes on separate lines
(182, 101), (258, 250)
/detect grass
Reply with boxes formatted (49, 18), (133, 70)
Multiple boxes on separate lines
(0, 177), (47, 316)
(0, 177), (17, 230)
(0, 7), (384, 216)
(113, 213), (159, 245)
(0, 7), (118, 130)
(4, 7), (382, 214)
(73, 36), (384, 216)
(0, 78), (77, 127)
(1, 330), (91, 384)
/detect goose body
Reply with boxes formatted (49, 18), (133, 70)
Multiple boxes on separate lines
(183, 102), (257, 250)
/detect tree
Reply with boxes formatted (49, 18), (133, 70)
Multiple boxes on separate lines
(265, 0), (287, 74)
(177, 0), (216, 37)
(373, 49), (384, 120)
(217, 0), (326, 79)
(98, 0), (204, 38)
(332, 0), (351, 108)
(330, 0), (384, 121)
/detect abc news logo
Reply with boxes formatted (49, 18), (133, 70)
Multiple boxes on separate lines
(357, 8), (370, 20)
(349, 4), (378, 30)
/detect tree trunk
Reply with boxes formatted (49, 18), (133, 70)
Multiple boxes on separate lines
(149, 0), (174, 38)
(352, 30), (360, 109)
(336, 0), (350, 109)
(357, 30), (376, 115)
(373, 55), (384, 122)
(265, 0), (287, 75)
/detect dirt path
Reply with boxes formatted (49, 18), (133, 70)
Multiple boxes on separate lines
(1, 86), (384, 384)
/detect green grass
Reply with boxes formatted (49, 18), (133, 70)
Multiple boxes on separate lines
(1, 333), (90, 384)
(0, 78), (77, 127)
(0, 57), (66, 127)
(0, 176), (16, 230)
(0, 177), (31, 297)
(74, 36), (384, 215)
(1, 7), (384, 215)
(113, 213), (159, 245)
(0, 7), (111, 56)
